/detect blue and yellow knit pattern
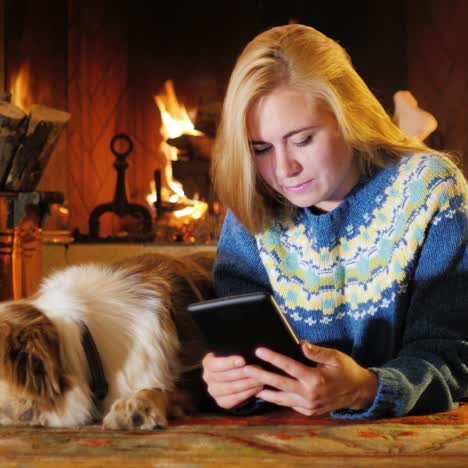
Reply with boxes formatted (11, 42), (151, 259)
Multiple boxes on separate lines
(256, 154), (467, 326)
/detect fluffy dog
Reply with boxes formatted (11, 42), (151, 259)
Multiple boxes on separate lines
(0, 252), (215, 430)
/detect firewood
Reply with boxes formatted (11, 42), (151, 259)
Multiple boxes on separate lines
(166, 134), (213, 160)
(194, 101), (222, 138)
(0, 101), (27, 188)
(4, 104), (70, 191)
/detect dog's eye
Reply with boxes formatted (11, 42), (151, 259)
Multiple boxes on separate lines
(19, 407), (34, 422)
(8, 348), (20, 363)
(32, 357), (46, 376)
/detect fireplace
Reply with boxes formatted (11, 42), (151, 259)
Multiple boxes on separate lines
(1, 0), (467, 243)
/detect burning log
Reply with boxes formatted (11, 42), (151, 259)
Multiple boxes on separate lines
(164, 100), (221, 160)
(0, 101), (28, 187)
(194, 101), (222, 139)
(166, 133), (213, 160)
(3, 104), (70, 191)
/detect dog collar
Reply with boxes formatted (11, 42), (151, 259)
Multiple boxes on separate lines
(80, 323), (109, 403)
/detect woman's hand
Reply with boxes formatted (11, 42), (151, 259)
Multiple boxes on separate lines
(202, 352), (264, 410)
(243, 342), (379, 416)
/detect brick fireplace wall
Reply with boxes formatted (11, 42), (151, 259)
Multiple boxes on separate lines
(2, 0), (466, 235)
(407, 0), (468, 168)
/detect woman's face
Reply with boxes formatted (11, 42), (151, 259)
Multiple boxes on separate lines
(247, 86), (360, 212)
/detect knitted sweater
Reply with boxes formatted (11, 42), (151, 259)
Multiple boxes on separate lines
(213, 153), (468, 419)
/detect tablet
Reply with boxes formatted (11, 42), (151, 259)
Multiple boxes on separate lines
(187, 292), (310, 370)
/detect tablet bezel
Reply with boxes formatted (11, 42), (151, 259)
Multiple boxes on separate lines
(187, 292), (309, 368)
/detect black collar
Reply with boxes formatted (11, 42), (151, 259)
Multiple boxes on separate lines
(80, 323), (109, 404)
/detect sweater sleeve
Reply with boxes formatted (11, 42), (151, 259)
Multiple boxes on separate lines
(333, 171), (468, 419)
(213, 210), (272, 297)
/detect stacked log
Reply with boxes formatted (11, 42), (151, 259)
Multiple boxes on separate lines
(0, 101), (70, 191)
(0, 102), (27, 188)
(166, 134), (213, 160)
(165, 100), (222, 162)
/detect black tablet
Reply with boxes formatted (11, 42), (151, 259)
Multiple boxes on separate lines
(187, 292), (310, 370)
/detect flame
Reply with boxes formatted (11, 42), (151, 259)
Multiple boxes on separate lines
(149, 80), (208, 222)
(9, 63), (51, 113)
(154, 80), (202, 166)
(174, 199), (208, 219)
(155, 80), (202, 140)
(146, 180), (157, 205)
(153, 80), (196, 203)
(10, 64), (33, 112)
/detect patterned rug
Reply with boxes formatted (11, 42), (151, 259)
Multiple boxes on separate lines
(0, 404), (467, 467)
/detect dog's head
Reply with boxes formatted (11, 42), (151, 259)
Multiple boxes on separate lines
(0, 301), (71, 421)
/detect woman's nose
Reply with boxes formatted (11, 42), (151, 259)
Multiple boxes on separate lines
(274, 149), (302, 179)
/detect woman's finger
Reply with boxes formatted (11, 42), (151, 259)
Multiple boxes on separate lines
(244, 365), (299, 393)
(205, 366), (255, 383)
(216, 387), (261, 410)
(202, 353), (245, 372)
(254, 347), (315, 381)
(209, 378), (262, 398)
(255, 388), (306, 408)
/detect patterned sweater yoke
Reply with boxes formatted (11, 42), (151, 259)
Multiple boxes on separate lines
(255, 154), (467, 333)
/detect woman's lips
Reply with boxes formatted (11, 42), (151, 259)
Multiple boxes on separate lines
(284, 179), (314, 193)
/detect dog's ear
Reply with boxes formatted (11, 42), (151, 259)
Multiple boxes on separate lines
(0, 304), (71, 407)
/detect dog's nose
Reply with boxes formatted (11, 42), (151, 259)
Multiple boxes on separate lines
(131, 411), (144, 427)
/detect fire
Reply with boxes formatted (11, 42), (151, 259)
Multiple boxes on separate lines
(155, 80), (202, 141)
(151, 80), (208, 221)
(146, 181), (157, 206)
(9, 63), (51, 113)
(173, 199), (206, 219)
(10, 64), (33, 112)
(154, 80), (202, 169)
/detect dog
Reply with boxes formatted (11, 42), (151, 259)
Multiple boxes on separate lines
(0, 251), (215, 430)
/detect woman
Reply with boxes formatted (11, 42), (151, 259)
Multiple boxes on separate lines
(203, 24), (468, 419)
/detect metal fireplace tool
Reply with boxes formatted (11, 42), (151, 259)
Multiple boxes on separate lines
(88, 133), (153, 242)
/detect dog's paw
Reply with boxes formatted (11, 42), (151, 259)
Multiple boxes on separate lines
(102, 392), (168, 431)
(0, 399), (45, 427)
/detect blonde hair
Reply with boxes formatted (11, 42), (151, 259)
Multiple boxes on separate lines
(212, 24), (444, 234)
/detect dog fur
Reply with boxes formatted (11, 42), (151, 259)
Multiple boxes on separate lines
(0, 251), (214, 430)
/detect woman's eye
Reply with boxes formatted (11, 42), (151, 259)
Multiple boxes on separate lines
(293, 135), (313, 147)
(252, 145), (271, 156)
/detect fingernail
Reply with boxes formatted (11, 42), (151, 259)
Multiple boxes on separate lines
(234, 358), (243, 367)
(255, 348), (266, 358)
